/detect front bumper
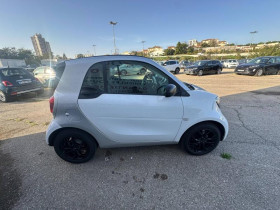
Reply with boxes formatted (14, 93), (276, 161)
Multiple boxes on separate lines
(235, 69), (255, 75)
(185, 69), (197, 75)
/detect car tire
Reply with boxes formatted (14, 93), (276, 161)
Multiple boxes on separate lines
(217, 68), (222, 74)
(0, 91), (10, 102)
(54, 129), (98, 163)
(175, 68), (180, 74)
(140, 68), (146, 75)
(277, 70), (280, 75)
(181, 123), (221, 156)
(197, 70), (203, 76)
(120, 70), (127, 76)
(255, 69), (263, 76)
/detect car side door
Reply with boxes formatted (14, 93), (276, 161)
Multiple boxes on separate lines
(275, 57), (280, 74)
(203, 61), (211, 74)
(265, 58), (277, 74)
(78, 60), (184, 145)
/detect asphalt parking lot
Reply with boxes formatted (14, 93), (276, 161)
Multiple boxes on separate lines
(1, 69), (280, 209)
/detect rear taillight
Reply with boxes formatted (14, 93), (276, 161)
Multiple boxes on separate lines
(49, 96), (54, 113)
(2, 81), (13, 86)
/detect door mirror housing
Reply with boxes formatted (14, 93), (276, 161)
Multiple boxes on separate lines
(165, 84), (177, 97)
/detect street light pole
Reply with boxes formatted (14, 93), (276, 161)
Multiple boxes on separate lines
(92, 44), (96, 56)
(141, 41), (146, 56)
(250, 31), (258, 47)
(110, 21), (118, 54)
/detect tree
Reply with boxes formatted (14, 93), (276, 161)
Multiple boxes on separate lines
(175, 42), (188, 54)
(62, 53), (67, 60)
(164, 48), (175, 55)
(187, 47), (194, 54)
(201, 43), (210, 48)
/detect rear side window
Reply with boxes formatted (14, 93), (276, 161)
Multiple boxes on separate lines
(0, 68), (28, 77)
(275, 57), (280, 63)
(79, 62), (104, 99)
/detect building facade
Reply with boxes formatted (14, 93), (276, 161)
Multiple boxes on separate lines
(188, 39), (198, 47)
(31, 33), (52, 57)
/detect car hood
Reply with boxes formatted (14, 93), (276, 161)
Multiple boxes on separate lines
(184, 82), (205, 91)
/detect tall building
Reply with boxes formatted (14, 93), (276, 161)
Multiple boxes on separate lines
(31, 33), (52, 57)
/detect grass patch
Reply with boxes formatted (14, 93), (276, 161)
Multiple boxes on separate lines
(221, 153), (232, 160)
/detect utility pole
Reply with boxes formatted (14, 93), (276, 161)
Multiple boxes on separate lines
(141, 41), (146, 56)
(250, 31), (258, 48)
(92, 44), (96, 56)
(110, 21), (118, 54)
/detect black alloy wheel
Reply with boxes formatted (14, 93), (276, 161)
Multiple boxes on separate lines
(54, 129), (97, 163)
(175, 68), (180, 74)
(181, 123), (221, 155)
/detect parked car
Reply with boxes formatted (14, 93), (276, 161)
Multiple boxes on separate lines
(25, 64), (39, 73)
(235, 56), (280, 76)
(114, 63), (147, 75)
(46, 56), (229, 163)
(220, 60), (225, 67)
(0, 67), (44, 102)
(33, 66), (60, 88)
(223, 59), (239, 68)
(238, 59), (249, 64)
(185, 60), (223, 76)
(179, 60), (192, 70)
(162, 60), (180, 74)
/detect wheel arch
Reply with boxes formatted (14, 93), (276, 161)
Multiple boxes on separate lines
(48, 127), (100, 147)
(179, 120), (226, 144)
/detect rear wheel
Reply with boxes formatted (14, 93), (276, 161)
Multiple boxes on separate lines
(255, 69), (263, 76)
(140, 68), (146, 75)
(0, 91), (10, 102)
(54, 129), (97, 163)
(277, 70), (280, 75)
(181, 123), (221, 155)
(217, 68), (222, 74)
(175, 68), (180, 74)
(120, 70), (127, 76)
(197, 70), (203, 76)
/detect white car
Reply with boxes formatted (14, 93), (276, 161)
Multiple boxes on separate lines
(223, 59), (239, 68)
(162, 60), (180, 74)
(46, 56), (228, 163)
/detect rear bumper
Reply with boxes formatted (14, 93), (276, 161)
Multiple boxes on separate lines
(46, 120), (62, 145)
(4, 85), (44, 96)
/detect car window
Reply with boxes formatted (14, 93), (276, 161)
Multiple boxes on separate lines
(79, 62), (104, 99)
(164, 61), (170, 65)
(275, 57), (280, 63)
(170, 61), (176, 65)
(106, 61), (171, 96)
(267, 58), (276, 64)
(0, 68), (28, 77)
(211, 61), (216, 64)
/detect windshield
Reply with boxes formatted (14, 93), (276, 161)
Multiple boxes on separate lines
(0, 68), (28, 77)
(248, 57), (270, 64)
(193, 61), (207, 66)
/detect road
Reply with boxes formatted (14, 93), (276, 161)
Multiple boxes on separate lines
(0, 69), (280, 209)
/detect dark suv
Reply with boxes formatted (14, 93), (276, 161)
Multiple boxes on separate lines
(235, 56), (280, 76)
(185, 60), (223, 76)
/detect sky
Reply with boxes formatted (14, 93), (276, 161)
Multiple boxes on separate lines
(0, 0), (280, 58)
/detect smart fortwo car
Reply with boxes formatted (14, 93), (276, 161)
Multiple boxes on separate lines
(46, 56), (228, 163)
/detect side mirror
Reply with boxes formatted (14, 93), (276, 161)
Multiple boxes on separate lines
(165, 84), (177, 97)
(163, 63), (167, 66)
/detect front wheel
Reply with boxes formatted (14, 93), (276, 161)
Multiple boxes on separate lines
(175, 68), (180, 74)
(54, 129), (97, 163)
(277, 70), (280, 75)
(181, 123), (221, 155)
(197, 70), (203, 76)
(255, 69), (263, 76)
(217, 68), (222, 74)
